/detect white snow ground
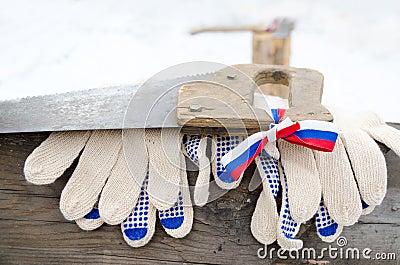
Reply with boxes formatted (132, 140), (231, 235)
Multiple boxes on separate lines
(0, 0), (399, 121)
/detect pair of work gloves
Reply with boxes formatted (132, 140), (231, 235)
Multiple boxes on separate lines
(218, 107), (400, 250)
(24, 129), (208, 247)
(24, 108), (400, 249)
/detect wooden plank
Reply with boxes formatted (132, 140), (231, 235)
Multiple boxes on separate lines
(1, 125), (399, 264)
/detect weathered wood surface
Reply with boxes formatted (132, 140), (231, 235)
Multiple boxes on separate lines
(0, 125), (399, 264)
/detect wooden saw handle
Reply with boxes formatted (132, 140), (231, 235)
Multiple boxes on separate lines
(177, 64), (332, 134)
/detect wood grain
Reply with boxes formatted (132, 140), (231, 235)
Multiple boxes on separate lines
(1, 125), (399, 264)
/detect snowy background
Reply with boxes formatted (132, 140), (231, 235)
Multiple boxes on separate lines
(1, 0), (399, 121)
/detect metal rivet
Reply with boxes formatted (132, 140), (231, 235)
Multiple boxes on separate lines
(227, 74), (237, 80)
(189, 103), (202, 112)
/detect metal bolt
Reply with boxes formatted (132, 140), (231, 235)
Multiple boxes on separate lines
(189, 103), (202, 112)
(227, 74), (237, 80)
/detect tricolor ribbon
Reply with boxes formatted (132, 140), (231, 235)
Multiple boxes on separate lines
(220, 109), (339, 183)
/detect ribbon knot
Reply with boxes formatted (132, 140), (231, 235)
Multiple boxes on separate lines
(220, 109), (339, 182)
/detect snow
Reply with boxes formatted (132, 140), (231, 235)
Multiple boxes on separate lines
(0, 0), (399, 121)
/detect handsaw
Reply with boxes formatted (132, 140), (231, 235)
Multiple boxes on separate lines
(0, 63), (332, 134)
(0, 61), (218, 133)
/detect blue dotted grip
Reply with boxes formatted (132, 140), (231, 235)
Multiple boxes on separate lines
(258, 150), (280, 198)
(315, 201), (340, 237)
(122, 175), (151, 241)
(183, 135), (201, 165)
(215, 135), (241, 183)
(159, 191), (185, 230)
(279, 165), (300, 240)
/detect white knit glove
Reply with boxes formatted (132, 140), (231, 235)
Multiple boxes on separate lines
(329, 107), (400, 214)
(252, 109), (400, 250)
(181, 135), (211, 206)
(280, 109), (399, 227)
(251, 143), (343, 250)
(77, 161), (193, 247)
(24, 129), (212, 247)
(24, 129), (192, 224)
(76, 135), (206, 247)
(24, 130), (127, 222)
(211, 107), (398, 250)
(204, 134), (342, 250)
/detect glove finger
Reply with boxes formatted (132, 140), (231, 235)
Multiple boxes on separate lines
(360, 112), (400, 156)
(276, 163), (303, 250)
(60, 130), (122, 220)
(121, 174), (157, 248)
(213, 135), (244, 189)
(75, 206), (104, 231)
(147, 128), (181, 210)
(24, 131), (91, 185)
(185, 136), (211, 206)
(361, 200), (376, 215)
(340, 129), (387, 206)
(159, 155), (193, 238)
(314, 136), (362, 226)
(248, 142), (280, 191)
(99, 151), (145, 225)
(99, 129), (148, 224)
(278, 141), (321, 223)
(315, 200), (343, 242)
(182, 135), (202, 163)
(251, 154), (279, 245)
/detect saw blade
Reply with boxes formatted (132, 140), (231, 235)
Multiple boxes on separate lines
(0, 72), (215, 133)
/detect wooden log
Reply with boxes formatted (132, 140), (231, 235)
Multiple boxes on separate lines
(252, 19), (293, 65)
(190, 19), (294, 65)
(252, 32), (291, 65)
(0, 125), (399, 264)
